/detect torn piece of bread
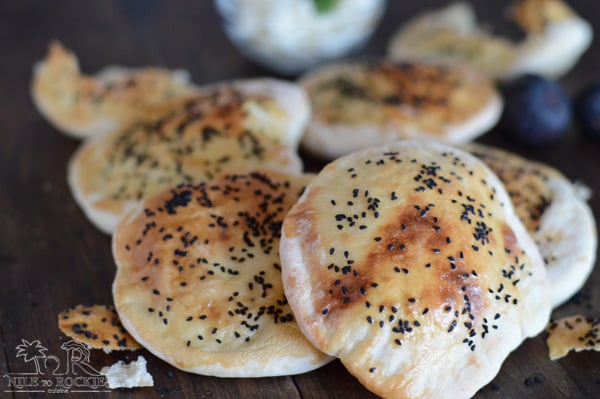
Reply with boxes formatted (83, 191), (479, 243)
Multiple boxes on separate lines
(58, 304), (141, 352)
(100, 355), (154, 389)
(68, 89), (304, 234)
(465, 143), (597, 308)
(387, 0), (592, 80)
(112, 170), (332, 377)
(280, 140), (551, 398)
(299, 59), (502, 159)
(31, 41), (196, 139)
(546, 315), (600, 360)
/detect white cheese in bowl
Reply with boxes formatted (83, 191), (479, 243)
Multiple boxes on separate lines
(215, 0), (386, 75)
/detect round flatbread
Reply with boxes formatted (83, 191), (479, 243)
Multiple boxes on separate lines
(281, 140), (551, 398)
(112, 170), (331, 377)
(68, 90), (303, 234)
(464, 143), (597, 307)
(31, 41), (195, 139)
(299, 59), (502, 159)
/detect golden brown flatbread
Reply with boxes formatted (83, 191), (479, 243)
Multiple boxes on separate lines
(281, 140), (551, 398)
(299, 59), (502, 159)
(68, 89), (304, 234)
(112, 170), (331, 377)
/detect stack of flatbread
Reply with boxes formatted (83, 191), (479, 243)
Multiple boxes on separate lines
(32, 18), (596, 397)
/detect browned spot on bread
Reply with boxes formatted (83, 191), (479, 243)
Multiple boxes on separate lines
(316, 265), (373, 319)
(376, 199), (448, 256)
(502, 223), (518, 253)
(509, 0), (576, 34)
(307, 59), (496, 137)
(370, 62), (460, 114)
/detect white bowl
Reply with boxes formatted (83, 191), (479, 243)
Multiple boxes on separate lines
(215, 0), (387, 75)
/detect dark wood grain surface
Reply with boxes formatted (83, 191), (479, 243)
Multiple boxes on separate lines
(1, 1), (599, 398)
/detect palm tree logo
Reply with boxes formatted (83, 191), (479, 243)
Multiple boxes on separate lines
(15, 339), (48, 375)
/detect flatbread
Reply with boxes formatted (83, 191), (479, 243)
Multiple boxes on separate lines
(506, 0), (593, 80)
(281, 140), (551, 398)
(58, 304), (141, 351)
(546, 315), (600, 360)
(68, 89), (304, 234)
(299, 59), (502, 159)
(465, 143), (597, 307)
(31, 41), (195, 139)
(112, 170), (332, 377)
(387, 2), (516, 80)
(387, 0), (592, 80)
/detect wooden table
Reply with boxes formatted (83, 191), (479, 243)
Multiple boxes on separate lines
(1, 1), (599, 397)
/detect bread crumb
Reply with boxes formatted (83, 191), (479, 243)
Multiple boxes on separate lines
(546, 315), (600, 360)
(57, 304), (142, 351)
(100, 355), (154, 388)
